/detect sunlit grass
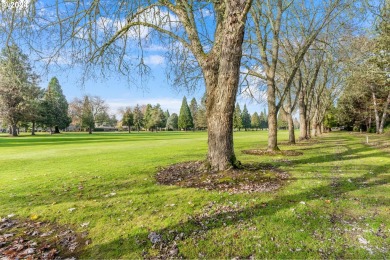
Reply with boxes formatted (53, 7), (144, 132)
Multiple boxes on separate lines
(0, 131), (389, 258)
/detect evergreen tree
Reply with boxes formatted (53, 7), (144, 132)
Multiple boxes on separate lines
(233, 103), (243, 131)
(166, 113), (178, 130)
(259, 110), (268, 130)
(189, 98), (198, 130)
(178, 96), (193, 131)
(251, 112), (260, 130)
(122, 107), (134, 133)
(81, 96), (94, 134)
(241, 104), (251, 131)
(0, 45), (40, 136)
(42, 77), (71, 133)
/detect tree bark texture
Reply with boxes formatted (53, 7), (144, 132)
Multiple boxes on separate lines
(202, 1), (250, 170)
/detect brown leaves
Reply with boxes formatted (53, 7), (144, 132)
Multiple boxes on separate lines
(0, 216), (86, 259)
(156, 161), (290, 194)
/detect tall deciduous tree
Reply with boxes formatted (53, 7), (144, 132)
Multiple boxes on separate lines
(81, 96), (94, 134)
(41, 0), (253, 170)
(178, 97), (193, 131)
(0, 44), (39, 136)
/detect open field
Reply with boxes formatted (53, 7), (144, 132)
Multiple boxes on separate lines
(0, 131), (389, 258)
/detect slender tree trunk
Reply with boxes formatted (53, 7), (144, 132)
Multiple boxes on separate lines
(11, 124), (18, 137)
(378, 92), (390, 134)
(287, 112), (295, 144)
(298, 89), (308, 141)
(371, 91), (381, 134)
(267, 80), (279, 151)
(128, 124), (131, 133)
(88, 126), (92, 134)
(32, 121), (36, 136)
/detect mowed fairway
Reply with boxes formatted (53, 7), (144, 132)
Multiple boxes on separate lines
(0, 131), (389, 258)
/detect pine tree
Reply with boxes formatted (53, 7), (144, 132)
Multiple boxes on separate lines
(241, 104), (251, 131)
(42, 77), (71, 133)
(233, 103), (243, 131)
(178, 96), (193, 131)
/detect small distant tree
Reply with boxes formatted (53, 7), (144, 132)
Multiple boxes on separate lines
(178, 97), (193, 131)
(133, 104), (143, 132)
(122, 107), (134, 133)
(241, 105), (251, 131)
(163, 110), (170, 130)
(144, 104), (154, 131)
(166, 113), (179, 130)
(233, 103), (243, 131)
(251, 112), (261, 130)
(81, 96), (94, 134)
(259, 110), (268, 130)
(195, 94), (207, 130)
(189, 98), (198, 130)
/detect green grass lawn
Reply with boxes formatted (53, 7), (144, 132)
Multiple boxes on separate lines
(0, 131), (389, 258)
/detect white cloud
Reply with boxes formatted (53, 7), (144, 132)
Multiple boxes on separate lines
(144, 55), (165, 66)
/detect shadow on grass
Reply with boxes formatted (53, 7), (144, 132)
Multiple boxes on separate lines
(81, 168), (389, 258)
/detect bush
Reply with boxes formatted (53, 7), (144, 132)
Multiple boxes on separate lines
(368, 127), (376, 133)
(94, 128), (104, 132)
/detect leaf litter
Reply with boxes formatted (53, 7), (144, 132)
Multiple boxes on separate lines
(0, 216), (87, 259)
(156, 161), (290, 194)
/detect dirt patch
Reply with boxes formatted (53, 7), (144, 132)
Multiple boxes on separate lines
(156, 161), (290, 194)
(242, 149), (303, 156)
(0, 216), (87, 259)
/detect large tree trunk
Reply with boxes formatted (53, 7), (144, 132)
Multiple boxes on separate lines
(128, 125), (131, 133)
(54, 126), (60, 134)
(88, 126), (92, 134)
(378, 92), (390, 134)
(32, 121), (36, 136)
(202, 1), (249, 171)
(11, 124), (18, 137)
